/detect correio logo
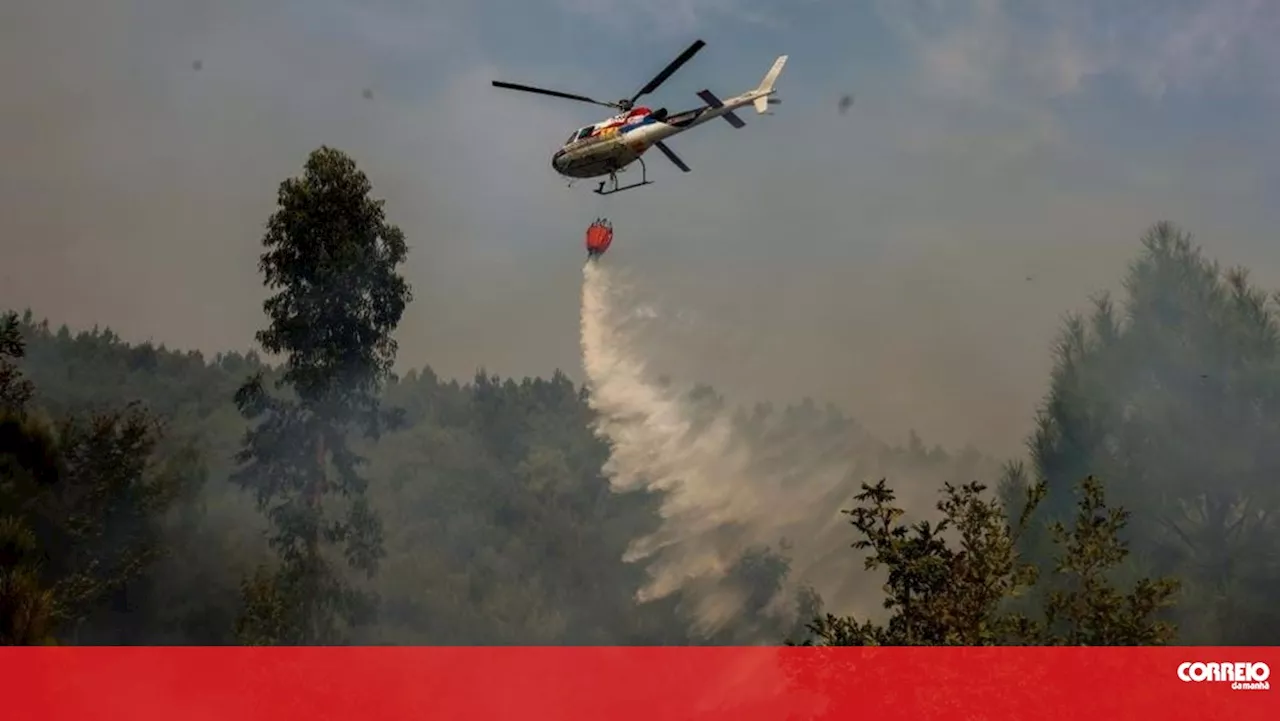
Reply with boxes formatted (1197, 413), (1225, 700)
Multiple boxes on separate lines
(1177, 662), (1270, 691)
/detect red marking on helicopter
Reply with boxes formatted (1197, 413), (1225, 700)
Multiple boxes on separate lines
(585, 218), (613, 260)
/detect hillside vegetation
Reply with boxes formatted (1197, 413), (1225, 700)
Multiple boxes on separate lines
(3, 147), (1277, 645)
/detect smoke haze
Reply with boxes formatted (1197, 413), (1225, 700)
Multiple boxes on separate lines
(3, 0), (1279, 649)
(580, 259), (999, 632)
(4, 1), (1278, 464)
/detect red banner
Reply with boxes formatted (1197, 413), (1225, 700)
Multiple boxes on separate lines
(3, 647), (1275, 721)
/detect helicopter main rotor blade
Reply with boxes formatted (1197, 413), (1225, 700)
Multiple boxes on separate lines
(491, 81), (619, 108)
(629, 39), (706, 105)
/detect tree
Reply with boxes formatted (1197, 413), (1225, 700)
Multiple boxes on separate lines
(1022, 222), (1280, 644)
(0, 320), (52, 615)
(0, 313), (34, 411)
(0, 377), (59, 645)
(800, 474), (1179, 645)
(1039, 477), (1180, 645)
(0, 516), (56, 644)
(232, 146), (412, 644)
(1, 312), (193, 644)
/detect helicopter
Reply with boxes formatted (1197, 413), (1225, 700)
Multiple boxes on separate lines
(492, 40), (787, 195)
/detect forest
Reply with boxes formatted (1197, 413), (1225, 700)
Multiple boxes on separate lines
(2, 146), (1278, 646)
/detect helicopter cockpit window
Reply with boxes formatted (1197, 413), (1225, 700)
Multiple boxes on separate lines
(576, 127), (594, 140)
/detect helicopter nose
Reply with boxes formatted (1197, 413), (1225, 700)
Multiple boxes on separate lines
(552, 150), (567, 173)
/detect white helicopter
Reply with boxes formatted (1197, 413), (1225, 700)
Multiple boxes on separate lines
(492, 40), (787, 195)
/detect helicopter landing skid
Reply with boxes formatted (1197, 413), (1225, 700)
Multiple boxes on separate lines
(593, 158), (654, 196)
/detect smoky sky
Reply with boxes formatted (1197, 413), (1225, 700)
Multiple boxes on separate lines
(3, 0), (1278, 458)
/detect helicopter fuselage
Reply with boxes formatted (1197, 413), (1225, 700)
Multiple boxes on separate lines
(551, 108), (662, 179)
(551, 83), (771, 180)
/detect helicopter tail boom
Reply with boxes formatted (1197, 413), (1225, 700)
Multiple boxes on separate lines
(695, 89), (747, 128)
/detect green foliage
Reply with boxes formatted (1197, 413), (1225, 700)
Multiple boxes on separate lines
(0, 513), (57, 644)
(1023, 221), (1280, 643)
(9, 315), (262, 643)
(6, 315), (695, 644)
(251, 145), (410, 420)
(232, 146), (413, 644)
(39, 406), (195, 632)
(0, 314), (34, 411)
(363, 370), (685, 645)
(1, 316), (61, 644)
(801, 474), (1179, 646)
(6, 220), (1278, 647)
(1040, 477), (1180, 645)
(0, 313), (194, 644)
